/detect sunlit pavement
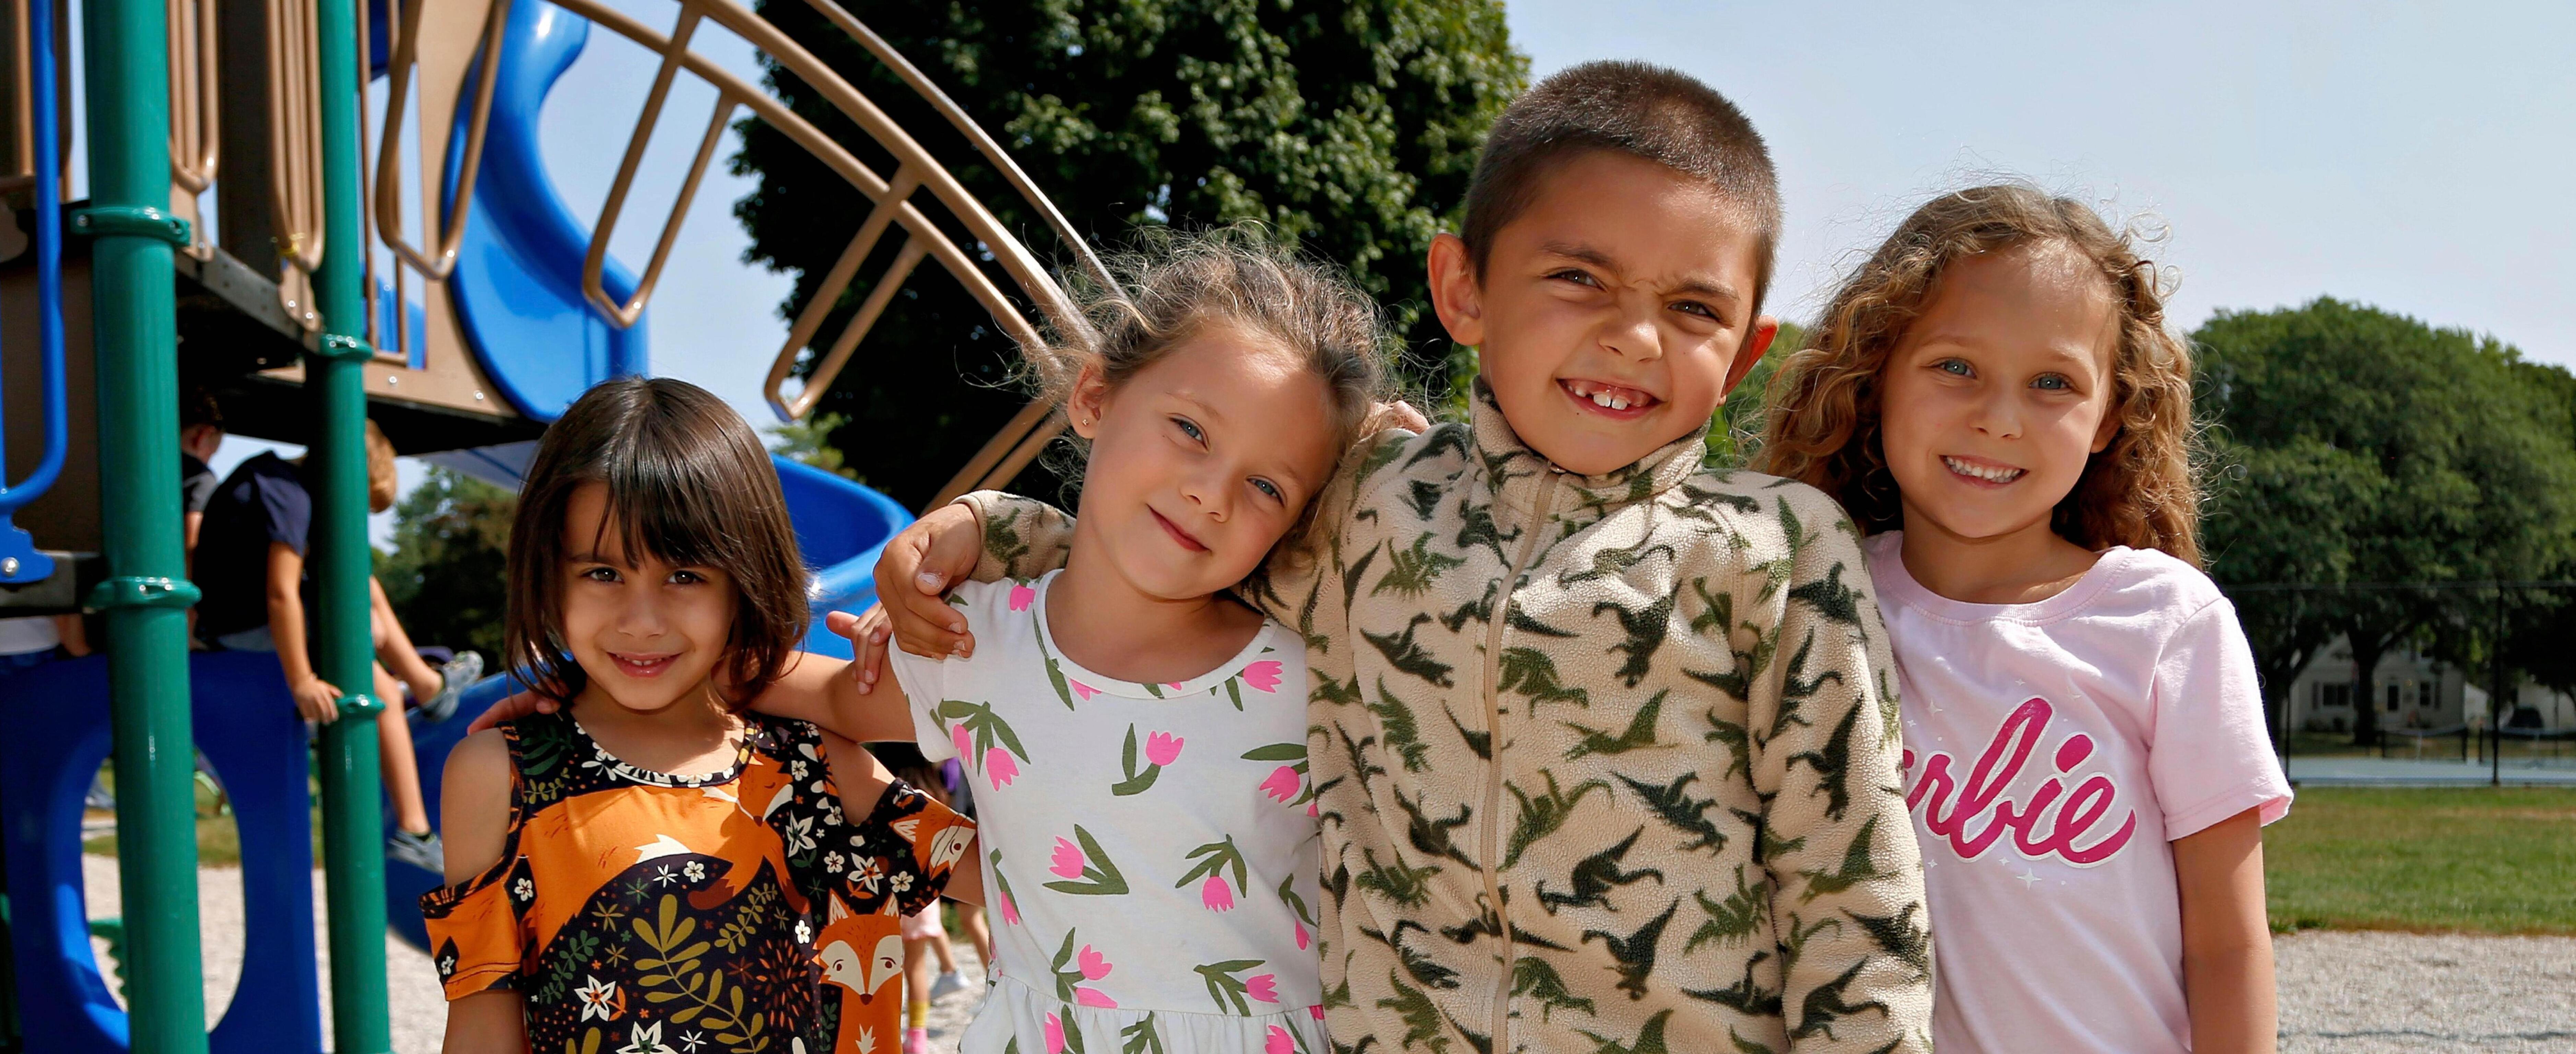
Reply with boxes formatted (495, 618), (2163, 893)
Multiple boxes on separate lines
(2284, 756), (2576, 786)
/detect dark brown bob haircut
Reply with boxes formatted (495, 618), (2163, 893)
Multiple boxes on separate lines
(1460, 59), (1783, 315)
(504, 377), (811, 708)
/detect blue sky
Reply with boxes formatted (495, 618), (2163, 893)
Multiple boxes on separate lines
(185, 0), (2569, 539)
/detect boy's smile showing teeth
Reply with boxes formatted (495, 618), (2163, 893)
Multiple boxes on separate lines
(1941, 455), (2025, 485)
(1560, 377), (1660, 417)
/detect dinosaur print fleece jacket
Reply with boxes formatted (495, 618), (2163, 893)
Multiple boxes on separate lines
(955, 385), (1933, 1054)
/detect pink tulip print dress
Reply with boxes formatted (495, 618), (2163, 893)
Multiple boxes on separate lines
(890, 572), (1328, 1054)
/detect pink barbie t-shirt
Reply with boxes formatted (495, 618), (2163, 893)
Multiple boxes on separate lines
(1865, 532), (2292, 1054)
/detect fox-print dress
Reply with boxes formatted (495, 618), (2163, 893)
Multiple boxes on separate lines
(421, 710), (974, 1054)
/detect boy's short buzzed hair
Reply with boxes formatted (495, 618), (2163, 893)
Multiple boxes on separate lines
(1461, 60), (1782, 314)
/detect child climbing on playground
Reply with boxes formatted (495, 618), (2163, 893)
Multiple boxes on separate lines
(191, 416), (482, 870)
(1756, 184), (2292, 1053)
(427, 377), (977, 1054)
(858, 62), (1935, 1054)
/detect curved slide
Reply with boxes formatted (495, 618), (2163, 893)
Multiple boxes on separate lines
(388, 0), (913, 940)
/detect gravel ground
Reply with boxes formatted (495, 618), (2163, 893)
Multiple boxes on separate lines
(2275, 930), (2576, 1052)
(69, 859), (2576, 1052)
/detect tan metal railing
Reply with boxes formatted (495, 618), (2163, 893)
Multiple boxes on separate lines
(372, 0), (504, 280)
(387, 0), (1095, 505)
(166, 0), (217, 259)
(3, 0), (70, 197)
(268, 0), (326, 329)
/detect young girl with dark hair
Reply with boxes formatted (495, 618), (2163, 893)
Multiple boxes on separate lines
(426, 377), (976, 1054)
(1760, 184), (2291, 1054)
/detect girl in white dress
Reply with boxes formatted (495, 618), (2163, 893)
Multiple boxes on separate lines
(741, 231), (1389, 1054)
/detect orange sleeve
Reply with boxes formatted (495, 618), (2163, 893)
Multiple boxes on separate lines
(419, 855), (531, 1001)
(840, 780), (975, 919)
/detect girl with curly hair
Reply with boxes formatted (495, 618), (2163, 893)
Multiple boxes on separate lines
(1759, 184), (2291, 1054)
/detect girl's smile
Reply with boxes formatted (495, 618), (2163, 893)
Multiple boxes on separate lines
(1150, 508), (1211, 553)
(1939, 454), (2027, 487)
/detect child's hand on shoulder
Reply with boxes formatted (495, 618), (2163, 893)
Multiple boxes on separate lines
(862, 501), (984, 664)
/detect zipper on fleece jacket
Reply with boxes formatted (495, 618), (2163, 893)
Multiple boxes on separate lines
(1481, 472), (1557, 1052)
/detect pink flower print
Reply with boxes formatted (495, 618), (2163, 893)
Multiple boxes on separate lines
(1247, 973), (1279, 1003)
(1074, 986), (1119, 1009)
(1166, 681), (1188, 691)
(1050, 837), (1087, 879)
(1077, 944), (1113, 981)
(1265, 1025), (1294, 1054)
(1308, 1004), (1325, 1021)
(1306, 801), (1318, 818)
(1295, 920), (1310, 950)
(1241, 659), (1284, 693)
(1044, 1012), (1066, 1054)
(999, 886), (1022, 926)
(1070, 680), (1101, 702)
(985, 748), (1020, 789)
(1144, 731), (1184, 767)
(950, 723), (973, 761)
(1260, 765), (1302, 804)
(1201, 875), (1235, 912)
(1009, 582), (1037, 612)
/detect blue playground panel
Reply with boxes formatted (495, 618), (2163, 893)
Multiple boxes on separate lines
(0, 654), (324, 1053)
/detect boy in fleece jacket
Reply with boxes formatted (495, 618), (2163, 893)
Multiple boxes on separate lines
(863, 62), (1931, 1054)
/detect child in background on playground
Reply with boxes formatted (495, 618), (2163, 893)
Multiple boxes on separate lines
(178, 385), (223, 558)
(881, 749), (972, 1054)
(939, 758), (995, 967)
(192, 418), (481, 870)
(862, 63), (1934, 1053)
(1756, 184), (2292, 1054)
(427, 377), (977, 1054)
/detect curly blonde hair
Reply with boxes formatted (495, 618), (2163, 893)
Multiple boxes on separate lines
(1755, 184), (2203, 565)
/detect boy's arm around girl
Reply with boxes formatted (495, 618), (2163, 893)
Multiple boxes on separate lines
(878, 462), (1936, 1052)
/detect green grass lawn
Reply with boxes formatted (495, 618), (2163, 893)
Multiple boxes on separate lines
(2266, 786), (2576, 934)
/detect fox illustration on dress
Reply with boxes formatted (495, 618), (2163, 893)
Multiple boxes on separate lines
(817, 893), (907, 1053)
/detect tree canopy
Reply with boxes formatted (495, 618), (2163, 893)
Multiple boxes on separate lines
(734, 0), (1526, 508)
(378, 467), (518, 662)
(2195, 297), (2576, 743)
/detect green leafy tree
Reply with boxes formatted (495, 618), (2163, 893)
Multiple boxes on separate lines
(733, 0), (1526, 508)
(377, 468), (518, 661)
(770, 411), (859, 481)
(1703, 320), (1801, 469)
(2196, 298), (2576, 746)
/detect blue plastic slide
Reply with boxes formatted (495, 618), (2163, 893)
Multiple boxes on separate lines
(384, 0), (914, 941)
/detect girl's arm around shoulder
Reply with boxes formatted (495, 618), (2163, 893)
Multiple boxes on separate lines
(2175, 808), (2277, 1054)
(752, 651), (916, 743)
(440, 729), (514, 887)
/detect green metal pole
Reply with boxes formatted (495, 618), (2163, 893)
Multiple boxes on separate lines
(76, 0), (208, 1045)
(310, 0), (392, 1044)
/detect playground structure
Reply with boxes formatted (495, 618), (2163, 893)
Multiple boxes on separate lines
(0, 0), (1098, 1050)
